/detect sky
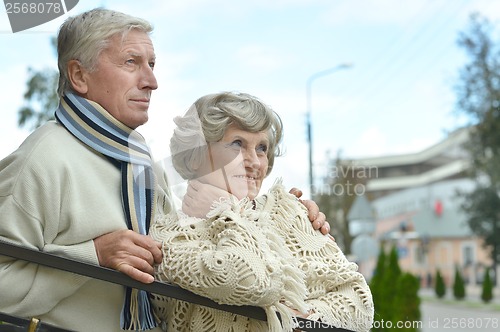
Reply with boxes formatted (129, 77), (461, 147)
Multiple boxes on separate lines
(1, 0), (499, 197)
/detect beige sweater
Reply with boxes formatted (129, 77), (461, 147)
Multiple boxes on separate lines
(0, 121), (165, 332)
(150, 182), (374, 332)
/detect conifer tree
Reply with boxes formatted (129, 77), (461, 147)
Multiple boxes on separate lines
(370, 247), (387, 332)
(481, 267), (494, 303)
(453, 266), (466, 300)
(373, 246), (402, 331)
(435, 269), (446, 299)
(391, 273), (421, 332)
(383, 246), (402, 322)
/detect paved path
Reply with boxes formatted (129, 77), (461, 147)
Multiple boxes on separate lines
(420, 301), (500, 331)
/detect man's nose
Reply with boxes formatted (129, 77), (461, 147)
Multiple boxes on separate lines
(139, 65), (158, 90)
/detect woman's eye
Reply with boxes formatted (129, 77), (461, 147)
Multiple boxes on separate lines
(257, 144), (268, 154)
(229, 140), (243, 148)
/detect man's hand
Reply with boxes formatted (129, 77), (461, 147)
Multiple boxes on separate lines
(94, 229), (162, 283)
(289, 187), (330, 235)
(182, 179), (232, 218)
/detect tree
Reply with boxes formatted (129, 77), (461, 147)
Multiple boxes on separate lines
(370, 248), (387, 332)
(315, 151), (371, 253)
(434, 269), (446, 299)
(455, 12), (500, 272)
(18, 37), (58, 131)
(391, 273), (421, 332)
(370, 245), (403, 332)
(481, 267), (494, 303)
(452, 265), (466, 300)
(382, 245), (402, 320)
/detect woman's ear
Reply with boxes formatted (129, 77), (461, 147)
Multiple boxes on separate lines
(67, 60), (88, 95)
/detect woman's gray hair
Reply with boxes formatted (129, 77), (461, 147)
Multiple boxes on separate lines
(171, 92), (284, 180)
(56, 8), (153, 96)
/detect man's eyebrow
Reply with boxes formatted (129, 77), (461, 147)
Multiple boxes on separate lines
(126, 53), (156, 61)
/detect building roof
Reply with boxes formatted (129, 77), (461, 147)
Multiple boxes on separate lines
(346, 194), (374, 221)
(412, 204), (472, 238)
(342, 127), (472, 197)
(347, 126), (470, 168)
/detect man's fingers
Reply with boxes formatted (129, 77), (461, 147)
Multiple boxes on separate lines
(289, 187), (303, 198)
(131, 234), (163, 265)
(115, 261), (155, 284)
(301, 199), (320, 221)
(320, 222), (331, 235)
(94, 230), (162, 283)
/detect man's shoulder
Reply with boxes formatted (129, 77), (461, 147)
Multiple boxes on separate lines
(1, 121), (96, 176)
(25, 121), (72, 145)
(22, 121), (90, 157)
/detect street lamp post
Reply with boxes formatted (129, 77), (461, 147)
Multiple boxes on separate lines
(306, 63), (352, 197)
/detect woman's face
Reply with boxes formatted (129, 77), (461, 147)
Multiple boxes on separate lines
(197, 123), (270, 200)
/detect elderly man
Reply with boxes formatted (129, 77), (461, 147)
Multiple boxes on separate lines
(0, 8), (164, 331)
(0, 8), (329, 332)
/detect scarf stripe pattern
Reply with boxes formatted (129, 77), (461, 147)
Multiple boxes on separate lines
(55, 92), (158, 330)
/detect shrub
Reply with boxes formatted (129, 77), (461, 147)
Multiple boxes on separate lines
(452, 265), (466, 300)
(392, 273), (421, 332)
(435, 269), (446, 299)
(481, 267), (494, 303)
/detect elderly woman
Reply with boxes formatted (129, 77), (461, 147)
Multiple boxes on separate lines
(149, 92), (374, 332)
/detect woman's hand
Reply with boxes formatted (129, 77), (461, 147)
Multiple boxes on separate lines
(182, 179), (233, 218)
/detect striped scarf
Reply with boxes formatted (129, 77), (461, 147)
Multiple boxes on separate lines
(55, 92), (158, 330)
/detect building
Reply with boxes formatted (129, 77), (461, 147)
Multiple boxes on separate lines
(344, 127), (496, 289)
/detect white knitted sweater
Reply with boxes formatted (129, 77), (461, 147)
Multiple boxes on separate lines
(150, 181), (374, 332)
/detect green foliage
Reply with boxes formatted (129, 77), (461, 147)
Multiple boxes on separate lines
(380, 246), (402, 324)
(370, 247), (386, 291)
(455, 12), (500, 267)
(434, 269), (446, 299)
(370, 248), (386, 332)
(391, 273), (421, 332)
(18, 67), (58, 131)
(481, 267), (494, 303)
(460, 185), (500, 267)
(452, 266), (466, 300)
(370, 245), (419, 332)
(18, 36), (58, 131)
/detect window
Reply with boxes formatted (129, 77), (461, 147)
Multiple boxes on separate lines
(463, 244), (474, 266)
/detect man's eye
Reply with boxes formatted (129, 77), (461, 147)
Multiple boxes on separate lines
(149, 62), (155, 69)
(126, 59), (136, 64)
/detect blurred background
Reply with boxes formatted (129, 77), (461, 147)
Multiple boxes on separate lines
(2, 1), (500, 330)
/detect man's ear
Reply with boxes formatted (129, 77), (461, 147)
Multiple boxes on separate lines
(67, 60), (89, 94)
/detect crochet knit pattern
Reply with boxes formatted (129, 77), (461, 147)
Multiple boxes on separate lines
(150, 181), (374, 332)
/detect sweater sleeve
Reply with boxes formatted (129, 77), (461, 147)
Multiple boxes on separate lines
(0, 196), (91, 317)
(0, 124), (121, 318)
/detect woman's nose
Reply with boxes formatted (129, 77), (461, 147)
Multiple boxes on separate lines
(243, 149), (260, 167)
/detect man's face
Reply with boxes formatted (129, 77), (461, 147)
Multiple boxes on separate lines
(197, 124), (270, 200)
(80, 29), (157, 129)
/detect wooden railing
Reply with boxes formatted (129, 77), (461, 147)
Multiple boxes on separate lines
(0, 241), (353, 332)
